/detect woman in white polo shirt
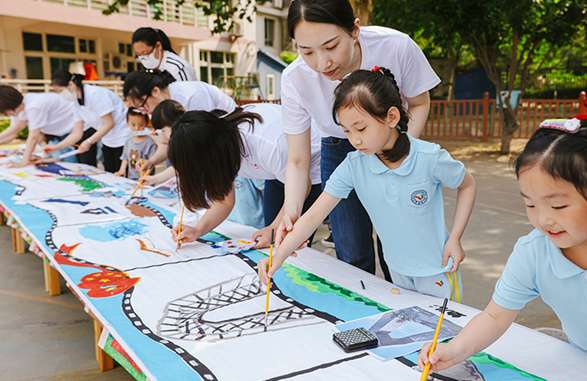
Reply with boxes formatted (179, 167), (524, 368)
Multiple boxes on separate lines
(132, 27), (196, 82)
(279, 0), (441, 277)
(47, 69), (129, 173)
(167, 102), (322, 248)
(0, 85), (76, 166)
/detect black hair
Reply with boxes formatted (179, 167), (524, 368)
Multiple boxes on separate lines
(51, 69), (86, 105)
(287, 0), (356, 39)
(333, 68), (410, 162)
(168, 107), (263, 211)
(123, 70), (176, 101)
(132, 27), (176, 54)
(127, 107), (149, 124)
(151, 100), (186, 130)
(0, 85), (23, 114)
(515, 123), (587, 199)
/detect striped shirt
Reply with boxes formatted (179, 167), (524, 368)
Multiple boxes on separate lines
(161, 51), (197, 82)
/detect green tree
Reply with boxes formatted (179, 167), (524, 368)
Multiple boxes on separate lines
(428, 0), (586, 153)
(104, 0), (261, 34)
(373, 0), (470, 100)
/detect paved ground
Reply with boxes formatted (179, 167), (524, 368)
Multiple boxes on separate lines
(0, 142), (559, 380)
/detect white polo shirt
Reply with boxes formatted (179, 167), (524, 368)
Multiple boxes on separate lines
(238, 103), (321, 184)
(168, 81), (236, 113)
(281, 26), (441, 139)
(14, 93), (75, 136)
(73, 85), (129, 148)
(161, 51), (197, 82)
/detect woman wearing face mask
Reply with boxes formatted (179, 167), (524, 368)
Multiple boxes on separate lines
(132, 27), (196, 82)
(47, 69), (129, 172)
(278, 0), (441, 276)
(0, 85), (76, 166)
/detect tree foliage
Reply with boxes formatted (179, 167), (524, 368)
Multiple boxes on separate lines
(104, 0), (261, 34)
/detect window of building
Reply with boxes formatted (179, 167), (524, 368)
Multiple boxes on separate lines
(264, 18), (275, 47)
(50, 57), (75, 76)
(266, 74), (276, 100)
(25, 57), (44, 79)
(79, 39), (96, 54)
(23, 32), (43, 51)
(47, 34), (75, 53)
(199, 50), (236, 85)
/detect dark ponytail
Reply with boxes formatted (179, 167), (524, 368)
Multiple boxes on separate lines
(123, 70), (176, 101)
(132, 27), (176, 54)
(168, 107), (263, 211)
(333, 67), (410, 162)
(287, 0), (356, 39)
(515, 122), (587, 199)
(51, 69), (86, 105)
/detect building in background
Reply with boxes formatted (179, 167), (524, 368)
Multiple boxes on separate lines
(0, 0), (293, 99)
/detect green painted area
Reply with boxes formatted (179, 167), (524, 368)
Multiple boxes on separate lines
(102, 335), (147, 381)
(283, 264), (390, 312)
(57, 176), (104, 192)
(471, 352), (547, 380)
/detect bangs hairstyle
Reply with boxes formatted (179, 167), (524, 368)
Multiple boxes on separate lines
(151, 99), (185, 130)
(168, 108), (263, 211)
(515, 125), (587, 199)
(127, 107), (149, 124)
(287, 0), (356, 39)
(332, 68), (411, 162)
(123, 70), (175, 101)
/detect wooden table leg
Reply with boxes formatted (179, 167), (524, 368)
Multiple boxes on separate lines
(93, 319), (115, 371)
(43, 257), (61, 296)
(14, 229), (26, 254)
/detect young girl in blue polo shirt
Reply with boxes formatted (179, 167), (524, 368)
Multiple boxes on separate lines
(259, 67), (477, 300)
(419, 119), (587, 371)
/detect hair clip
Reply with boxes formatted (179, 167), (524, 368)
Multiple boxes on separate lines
(143, 69), (157, 74)
(539, 118), (581, 134)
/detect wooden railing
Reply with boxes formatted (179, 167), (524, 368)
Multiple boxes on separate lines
(0, 79), (125, 98)
(5, 79), (585, 140)
(36, 0), (207, 27)
(425, 92), (584, 140)
(240, 92), (587, 141)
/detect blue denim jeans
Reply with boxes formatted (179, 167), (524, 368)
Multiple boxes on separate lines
(263, 179), (322, 246)
(45, 134), (78, 164)
(321, 137), (386, 276)
(228, 176), (265, 229)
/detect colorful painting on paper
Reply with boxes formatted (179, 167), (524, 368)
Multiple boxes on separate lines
(0, 160), (564, 381)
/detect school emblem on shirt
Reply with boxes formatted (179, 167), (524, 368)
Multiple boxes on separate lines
(410, 189), (429, 206)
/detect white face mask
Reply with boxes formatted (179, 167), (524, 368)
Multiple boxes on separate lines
(60, 89), (77, 102)
(137, 50), (160, 69)
(132, 130), (152, 137)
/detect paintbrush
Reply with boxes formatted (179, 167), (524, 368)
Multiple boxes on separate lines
(264, 229), (274, 329)
(130, 160), (147, 197)
(175, 203), (185, 251)
(420, 298), (449, 381)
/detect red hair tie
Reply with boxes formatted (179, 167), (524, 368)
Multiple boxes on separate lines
(371, 66), (384, 74)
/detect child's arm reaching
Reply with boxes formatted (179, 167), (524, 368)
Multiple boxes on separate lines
(172, 186), (236, 244)
(418, 300), (518, 371)
(115, 160), (127, 177)
(258, 192), (340, 284)
(444, 171), (476, 272)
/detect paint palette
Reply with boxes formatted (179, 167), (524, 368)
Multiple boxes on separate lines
(210, 239), (256, 254)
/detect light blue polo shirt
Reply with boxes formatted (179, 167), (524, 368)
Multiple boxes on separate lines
(493, 229), (587, 351)
(324, 135), (465, 277)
